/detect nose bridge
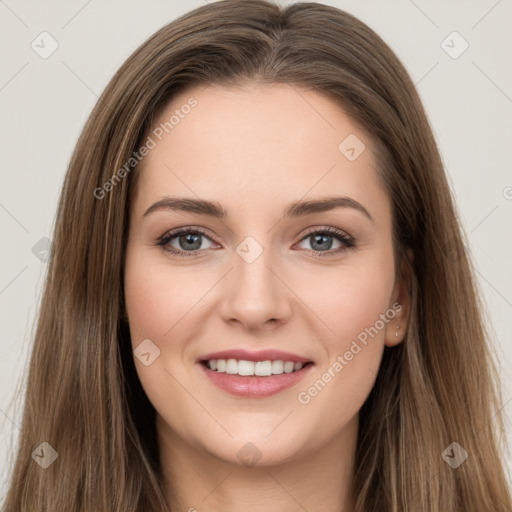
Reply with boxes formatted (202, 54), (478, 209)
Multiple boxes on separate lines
(219, 234), (291, 328)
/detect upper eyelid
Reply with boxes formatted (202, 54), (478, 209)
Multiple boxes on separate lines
(160, 226), (218, 243)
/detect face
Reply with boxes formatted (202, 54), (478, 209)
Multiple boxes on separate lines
(124, 83), (408, 467)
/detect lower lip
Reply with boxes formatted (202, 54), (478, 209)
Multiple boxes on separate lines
(198, 362), (314, 398)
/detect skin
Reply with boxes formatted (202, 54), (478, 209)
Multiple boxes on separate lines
(124, 82), (410, 512)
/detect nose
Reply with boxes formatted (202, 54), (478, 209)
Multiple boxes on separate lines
(218, 244), (292, 332)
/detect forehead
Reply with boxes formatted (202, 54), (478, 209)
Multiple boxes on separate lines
(132, 83), (389, 220)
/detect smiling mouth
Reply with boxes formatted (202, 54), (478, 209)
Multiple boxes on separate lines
(201, 359), (314, 376)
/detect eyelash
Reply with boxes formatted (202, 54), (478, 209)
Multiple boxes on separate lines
(156, 226), (356, 259)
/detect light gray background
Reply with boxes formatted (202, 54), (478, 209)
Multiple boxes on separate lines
(1, 0), (511, 497)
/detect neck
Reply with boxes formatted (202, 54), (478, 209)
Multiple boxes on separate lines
(157, 414), (358, 512)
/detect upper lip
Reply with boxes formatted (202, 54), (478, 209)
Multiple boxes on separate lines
(197, 349), (313, 364)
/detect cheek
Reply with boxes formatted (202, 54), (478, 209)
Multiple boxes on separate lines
(124, 251), (206, 345)
(123, 249), (208, 436)
(292, 257), (395, 422)
(123, 248), (221, 411)
(300, 256), (395, 353)
(331, 271), (393, 347)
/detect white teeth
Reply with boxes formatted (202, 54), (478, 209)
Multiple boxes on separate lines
(283, 361), (295, 374)
(238, 360), (255, 376)
(205, 359), (307, 376)
(255, 361), (272, 376)
(271, 360), (284, 374)
(225, 359), (238, 374)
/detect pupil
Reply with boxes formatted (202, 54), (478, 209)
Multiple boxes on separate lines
(312, 234), (332, 251)
(180, 233), (201, 250)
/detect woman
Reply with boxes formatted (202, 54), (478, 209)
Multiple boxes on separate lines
(3, 1), (511, 510)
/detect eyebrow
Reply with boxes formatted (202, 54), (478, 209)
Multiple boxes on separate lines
(143, 195), (373, 222)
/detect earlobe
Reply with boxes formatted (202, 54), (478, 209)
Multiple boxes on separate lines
(384, 312), (405, 347)
(384, 250), (413, 347)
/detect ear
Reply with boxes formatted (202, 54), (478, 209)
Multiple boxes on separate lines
(384, 249), (413, 347)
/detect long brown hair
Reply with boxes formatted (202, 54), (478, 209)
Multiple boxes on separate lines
(3, 1), (511, 510)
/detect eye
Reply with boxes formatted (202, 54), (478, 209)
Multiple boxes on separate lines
(295, 227), (356, 258)
(157, 227), (217, 258)
(157, 226), (356, 259)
